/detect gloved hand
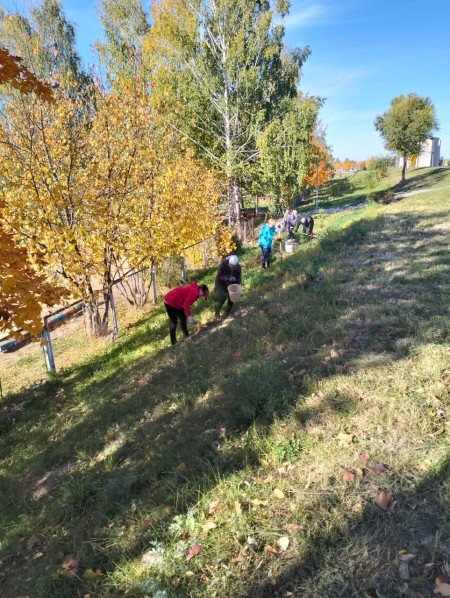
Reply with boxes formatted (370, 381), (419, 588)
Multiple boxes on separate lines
(229, 276), (236, 283)
(187, 315), (195, 325)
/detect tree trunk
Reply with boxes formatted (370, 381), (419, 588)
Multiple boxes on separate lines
(83, 297), (109, 337)
(401, 156), (407, 182)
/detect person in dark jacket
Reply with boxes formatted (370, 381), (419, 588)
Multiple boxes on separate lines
(163, 281), (209, 345)
(298, 214), (314, 238)
(213, 255), (242, 318)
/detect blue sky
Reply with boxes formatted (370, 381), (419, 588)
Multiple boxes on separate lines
(3, 0), (449, 161)
(283, 0), (450, 160)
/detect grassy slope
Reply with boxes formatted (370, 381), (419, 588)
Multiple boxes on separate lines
(0, 168), (449, 597)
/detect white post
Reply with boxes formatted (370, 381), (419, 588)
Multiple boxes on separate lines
(41, 319), (56, 372)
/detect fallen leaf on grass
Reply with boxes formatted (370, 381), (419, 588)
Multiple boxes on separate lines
(359, 452), (370, 462)
(57, 558), (80, 578)
(343, 469), (355, 483)
(186, 544), (201, 561)
(273, 488), (285, 499)
(399, 553), (415, 563)
(337, 432), (355, 445)
(371, 462), (388, 474)
(277, 536), (290, 551)
(375, 491), (395, 512)
(32, 551), (44, 560)
(435, 583), (450, 596)
(202, 521), (217, 535)
(247, 537), (258, 546)
(176, 463), (187, 472)
(83, 569), (103, 580)
(330, 349), (339, 359)
(250, 499), (268, 507)
(264, 545), (278, 555)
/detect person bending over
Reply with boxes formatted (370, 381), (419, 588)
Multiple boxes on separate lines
(163, 282), (209, 345)
(298, 214), (314, 238)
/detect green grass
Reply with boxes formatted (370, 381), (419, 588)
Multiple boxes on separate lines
(301, 165), (427, 212)
(0, 167), (449, 597)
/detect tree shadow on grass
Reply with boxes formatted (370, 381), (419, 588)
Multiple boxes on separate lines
(0, 206), (448, 596)
(392, 167), (450, 191)
(243, 456), (450, 598)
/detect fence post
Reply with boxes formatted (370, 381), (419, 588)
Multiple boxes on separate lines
(201, 240), (208, 267)
(180, 257), (186, 282)
(151, 265), (157, 303)
(41, 318), (56, 373)
(110, 285), (119, 339)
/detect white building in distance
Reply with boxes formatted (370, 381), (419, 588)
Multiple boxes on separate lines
(397, 137), (441, 168)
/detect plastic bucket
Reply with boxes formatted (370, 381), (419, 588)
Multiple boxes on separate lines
(227, 284), (242, 302)
(284, 241), (299, 253)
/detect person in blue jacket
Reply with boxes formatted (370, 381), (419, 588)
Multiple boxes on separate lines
(257, 218), (277, 269)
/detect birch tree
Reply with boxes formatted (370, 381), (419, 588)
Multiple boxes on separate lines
(96, 0), (150, 82)
(145, 0), (312, 228)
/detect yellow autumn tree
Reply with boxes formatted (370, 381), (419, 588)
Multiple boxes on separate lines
(0, 77), (231, 336)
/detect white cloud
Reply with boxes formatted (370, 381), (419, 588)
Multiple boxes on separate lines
(283, 4), (326, 28)
(301, 64), (369, 98)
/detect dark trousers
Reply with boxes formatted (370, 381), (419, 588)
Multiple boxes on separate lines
(303, 223), (314, 236)
(261, 246), (272, 268)
(286, 222), (295, 239)
(213, 289), (234, 317)
(164, 302), (189, 345)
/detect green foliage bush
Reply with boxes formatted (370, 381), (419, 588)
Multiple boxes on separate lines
(367, 156), (395, 181)
(327, 177), (355, 197)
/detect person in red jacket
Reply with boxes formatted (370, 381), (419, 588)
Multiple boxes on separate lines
(163, 281), (209, 345)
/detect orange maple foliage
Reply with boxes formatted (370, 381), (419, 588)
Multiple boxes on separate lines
(0, 47), (53, 100)
(303, 138), (333, 188)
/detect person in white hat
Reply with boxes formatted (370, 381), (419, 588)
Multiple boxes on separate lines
(213, 254), (241, 318)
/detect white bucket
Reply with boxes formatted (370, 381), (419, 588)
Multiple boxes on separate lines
(284, 241), (299, 253)
(227, 284), (242, 302)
